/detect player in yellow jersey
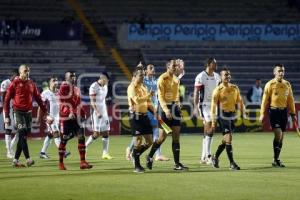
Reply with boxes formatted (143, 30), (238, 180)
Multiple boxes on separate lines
(146, 59), (188, 171)
(210, 68), (246, 170)
(259, 64), (296, 167)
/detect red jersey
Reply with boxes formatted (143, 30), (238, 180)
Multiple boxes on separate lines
(58, 81), (86, 119)
(4, 77), (47, 116)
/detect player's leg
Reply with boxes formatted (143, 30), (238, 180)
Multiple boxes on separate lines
(86, 111), (100, 148)
(132, 135), (145, 173)
(77, 121), (92, 169)
(5, 128), (14, 158)
(40, 132), (52, 159)
(100, 115), (113, 159)
(58, 120), (72, 170)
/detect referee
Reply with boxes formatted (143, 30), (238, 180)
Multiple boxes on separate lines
(127, 67), (155, 173)
(211, 68), (246, 170)
(146, 59), (188, 171)
(260, 64), (296, 167)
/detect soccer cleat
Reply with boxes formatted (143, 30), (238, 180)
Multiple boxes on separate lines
(64, 151), (71, 158)
(102, 153), (113, 160)
(155, 155), (170, 161)
(126, 147), (132, 161)
(12, 160), (26, 168)
(146, 156), (153, 170)
(80, 161), (93, 169)
(59, 163), (67, 170)
(272, 160), (285, 168)
(230, 162), (241, 170)
(174, 163), (189, 171)
(7, 151), (14, 159)
(199, 158), (207, 164)
(211, 156), (219, 168)
(133, 165), (145, 173)
(26, 159), (35, 167)
(40, 152), (50, 159)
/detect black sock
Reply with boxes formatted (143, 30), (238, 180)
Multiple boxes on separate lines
(139, 144), (149, 155)
(273, 140), (281, 160)
(133, 148), (141, 167)
(226, 144), (234, 163)
(148, 141), (161, 158)
(215, 143), (226, 159)
(14, 137), (23, 160)
(172, 142), (180, 164)
(18, 129), (30, 159)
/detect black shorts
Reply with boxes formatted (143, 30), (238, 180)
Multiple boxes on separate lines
(269, 108), (288, 131)
(14, 110), (32, 132)
(218, 111), (236, 135)
(158, 103), (181, 127)
(129, 112), (153, 136)
(60, 119), (81, 138)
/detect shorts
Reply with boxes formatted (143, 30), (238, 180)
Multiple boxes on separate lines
(147, 111), (158, 127)
(129, 112), (153, 136)
(199, 103), (213, 123)
(91, 111), (110, 132)
(158, 103), (181, 127)
(218, 111), (236, 135)
(269, 108), (288, 132)
(47, 118), (60, 133)
(60, 119), (81, 138)
(14, 110), (32, 132)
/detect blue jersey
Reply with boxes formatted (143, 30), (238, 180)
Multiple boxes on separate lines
(143, 76), (158, 108)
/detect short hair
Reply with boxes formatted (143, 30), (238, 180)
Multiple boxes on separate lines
(100, 72), (110, 80)
(132, 67), (143, 77)
(48, 75), (58, 83)
(220, 67), (229, 73)
(204, 58), (216, 67)
(273, 63), (284, 72)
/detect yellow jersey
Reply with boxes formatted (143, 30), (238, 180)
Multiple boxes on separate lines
(260, 78), (295, 115)
(127, 81), (152, 113)
(211, 83), (245, 122)
(157, 72), (180, 113)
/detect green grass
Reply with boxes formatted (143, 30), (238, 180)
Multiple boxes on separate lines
(1, 133), (300, 200)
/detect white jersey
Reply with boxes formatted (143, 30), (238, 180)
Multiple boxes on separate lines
(194, 71), (221, 105)
(89, 82), (108, 115)
(41, 89), (59, 120)
(1, 79), (11, 94)
(1, 79), (15, 130)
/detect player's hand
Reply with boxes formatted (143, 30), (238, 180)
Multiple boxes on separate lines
(96, 112), (102, 118)
(166, 110), (172, 120)
(259, 115), (264, 123)
(291, 114), (297, 122)
(46, 115), (54, 125)
(4, 117), (11, 126)
(149, 90), (155, 97)
(211, 122), (216, 132)
(68, 113), (75, 120)
(32, 118), (39, 125)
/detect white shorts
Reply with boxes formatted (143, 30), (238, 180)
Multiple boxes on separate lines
(199, 104), (213, 123)
(3, 110), (16, 131)
(46, 118), (60, 133)
(92, 112), (110, 132)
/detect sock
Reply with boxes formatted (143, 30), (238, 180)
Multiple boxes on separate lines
(128, 138), (134, 151)
(14, 137), (23, 160)
(11, 133), (19, 150)
(58, 142), (66, 163)
(139, 144), (149, 155)
(226, 144), (234, 163)
(54, 137), (61, 148)
(41, 136), (51, 153)
(215, 143), (226, 159)
(273, 140), (281, 160)
(201, 136), (206, 160)
(102, 137), (109, 155)
(205, 135), (213, 157)
(172, 142), (180, 164)
(18, 129), (30, 159)
(152, 127), (161, 156)
(132, 148), (141, 167)
(85, 135), (96, 147)
(148, 141), (161, 158)
(5, 134), (11, 150)
(78, 138), (86, 161)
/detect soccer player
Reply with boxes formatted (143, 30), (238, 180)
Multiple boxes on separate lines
(211, 68), (245, 170)
(4, 64), (47, 167)
(85, 72), (113, 160)
(193, 58), (220, 164)
(1, 69), (19, 158)
(259, 64), (296, 167)
(58, 71), (92, 170)
(37, 76), (70, 159)
(127, 68), (154, 173)
(146, 59), (188, 171)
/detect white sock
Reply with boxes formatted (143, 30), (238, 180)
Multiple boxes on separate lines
(85, 135), (95, 147)
(102, 137), (109, 155)
(205, 135), (213, 157)
(5, 134), (12, 150)
(41, 136), (51, 153)
(11, 134), (19, 150)
(153, 127), (161, 156)
(54, 137), (61, 148)
(201, 136), (206, 160)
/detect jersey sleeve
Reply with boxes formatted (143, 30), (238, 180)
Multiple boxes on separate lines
(260, 82), (271, 116)
(211, 87), (219, 124)
(287, 82), (296, 115)
(89, 83), (97, 96)
(0, 80), (7, 93)
(194, 73), (204, 88)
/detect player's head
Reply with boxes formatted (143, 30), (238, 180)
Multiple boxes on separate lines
(48, 75), (58, 90)
(175, 59), (185, 77)
(166, 59), (178, 75)
(133, 67), (144, 83)
(10, 68), (19, 80)
(65, 71), (76, 84)
(220, 67), (231, 83)
(99, 72), (110, 86)
(136, 61), (146, 76)
(273, 64), (285, 81)
(204, 58), (217, 71)
(19, 64), (30, 80)
(146, 64), (155, 76)
(255, 78), (261, 87)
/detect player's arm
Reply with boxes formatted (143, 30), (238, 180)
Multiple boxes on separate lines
(3, 83), (15, 124)
(90, 94), (101, 118)
(157, 77), (169, 114)
(259, 82), (271, 122)
(211, 87), (219, 128)
(193, 85), (203, 117)
(236, 87), (246, 117)
(287, 83), (296, 121)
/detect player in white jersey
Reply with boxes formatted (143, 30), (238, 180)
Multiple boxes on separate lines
(193, 58), (220, 164)
(37, 76), (70, 159)
(85, 72), (113, 159)
(1, 69), (19, 158)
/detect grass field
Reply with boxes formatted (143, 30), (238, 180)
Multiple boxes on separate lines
(1, 133), (300, 200)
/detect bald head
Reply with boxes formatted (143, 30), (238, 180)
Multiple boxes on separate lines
(19, 64), (30, 80)
(65, 71), (76, 84)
